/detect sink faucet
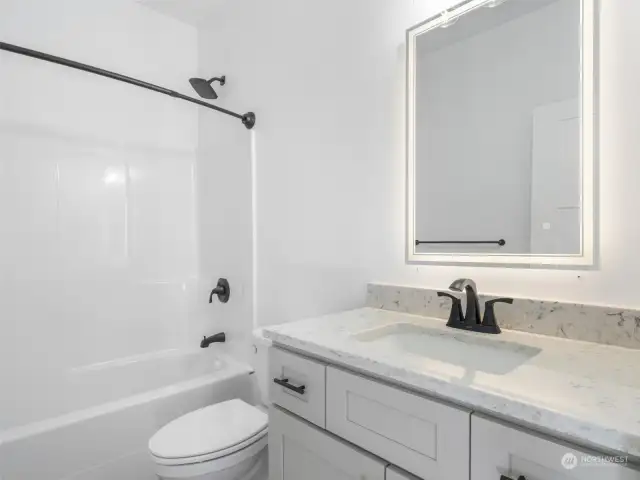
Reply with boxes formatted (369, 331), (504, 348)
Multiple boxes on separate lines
(439, 278), (513, 334)
(449, 278), (481, 325)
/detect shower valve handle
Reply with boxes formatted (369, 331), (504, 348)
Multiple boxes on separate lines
(209, 278), (230, 303)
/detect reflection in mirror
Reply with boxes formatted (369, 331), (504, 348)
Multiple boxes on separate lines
(407, 0), (594, 264)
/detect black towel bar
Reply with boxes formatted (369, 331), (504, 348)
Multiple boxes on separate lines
(415, 239), (506, 246)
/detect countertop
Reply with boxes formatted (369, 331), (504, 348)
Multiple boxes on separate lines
(261, 307), (640, 459)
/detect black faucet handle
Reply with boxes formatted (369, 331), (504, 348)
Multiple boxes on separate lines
(437, 291), (458, 301)
(437, 291), (464, 327)
(209, 278), (230, 304)
(482, 298), (513, 332)
(486, 297), (514, 307)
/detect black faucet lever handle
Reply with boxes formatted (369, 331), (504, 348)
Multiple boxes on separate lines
(482, 297), (513, 332)
(486, 297), (514, 306)
(209, 278), (230, 304)
(437, 291), (464, 327)
(437, 291), (458, 301)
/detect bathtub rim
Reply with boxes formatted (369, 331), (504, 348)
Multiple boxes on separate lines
(0, 352), (253, 445)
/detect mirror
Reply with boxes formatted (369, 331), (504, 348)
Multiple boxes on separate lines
(406, 0), (596, 266)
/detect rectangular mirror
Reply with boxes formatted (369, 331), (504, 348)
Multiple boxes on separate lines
(406, 0), (596, 266)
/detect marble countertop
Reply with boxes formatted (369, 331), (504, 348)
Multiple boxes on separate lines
(262, 308), (640, 459)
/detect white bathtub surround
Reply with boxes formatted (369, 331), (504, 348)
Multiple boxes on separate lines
(367, 283), (640, 350)
(0, 352), (253, 480)
(0, 1), (259, 478)
(262, 307), (640, 459)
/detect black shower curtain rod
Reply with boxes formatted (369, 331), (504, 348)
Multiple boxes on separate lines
(0, 41), (256, 129)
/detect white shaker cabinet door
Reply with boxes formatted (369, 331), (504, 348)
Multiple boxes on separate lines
(326, 366), (470, 480)
(269, 406), (386, 480)
(471, 414), (640, 480)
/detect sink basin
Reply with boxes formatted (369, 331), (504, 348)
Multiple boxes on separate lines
(352, 323), (541, 375)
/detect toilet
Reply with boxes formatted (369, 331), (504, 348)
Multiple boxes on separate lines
(149, 399), (268, 480)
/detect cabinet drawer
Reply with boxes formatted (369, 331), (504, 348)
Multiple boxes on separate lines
(270, 406), (386, 480)
(327, 366), (470, 480)
(269, 347), (326, 428)
(471, 414), (640, 480)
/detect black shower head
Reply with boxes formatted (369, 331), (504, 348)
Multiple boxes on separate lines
(189, 75), (225, 100)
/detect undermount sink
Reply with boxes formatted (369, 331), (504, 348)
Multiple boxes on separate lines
(351, 322), (541, 375)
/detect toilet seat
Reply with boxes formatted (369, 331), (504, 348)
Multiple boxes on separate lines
(152, 435), (268, 479)
(149, 399), (268, 467)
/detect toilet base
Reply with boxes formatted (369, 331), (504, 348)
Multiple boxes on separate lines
(157, 447), (267, 480)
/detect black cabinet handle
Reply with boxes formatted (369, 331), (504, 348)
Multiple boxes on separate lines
(273, 377), (306, 395)
(500, 475), (526, 480)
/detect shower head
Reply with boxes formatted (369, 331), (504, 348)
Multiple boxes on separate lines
(189, 75), (225, 100)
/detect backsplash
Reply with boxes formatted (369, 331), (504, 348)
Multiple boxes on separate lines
(366, 283), (640, 350)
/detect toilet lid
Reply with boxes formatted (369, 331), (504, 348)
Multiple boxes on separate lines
(149, 399), (268, 460)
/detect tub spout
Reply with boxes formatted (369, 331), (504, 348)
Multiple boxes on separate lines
(200, 332), (226, 348)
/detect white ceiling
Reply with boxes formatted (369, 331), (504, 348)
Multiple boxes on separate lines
(137, 0), (237, 28)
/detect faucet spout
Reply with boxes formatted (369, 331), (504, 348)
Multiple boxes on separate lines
(200, 332), (226, 348)
(449, 278), (481, 325)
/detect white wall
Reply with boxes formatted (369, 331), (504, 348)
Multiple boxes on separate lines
(197, 0), (430, 327)
(196, 0), (640, 318)
(415, 0), (579, 254)
(0, 0), (198, 430)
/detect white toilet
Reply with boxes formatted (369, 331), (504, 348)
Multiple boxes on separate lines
(149, 399), (268, 480)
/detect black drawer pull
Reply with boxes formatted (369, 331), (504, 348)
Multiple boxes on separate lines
(273, 377), (306, 395)
(500, 475), (526, 480)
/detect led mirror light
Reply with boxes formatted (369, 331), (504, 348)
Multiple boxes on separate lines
(439, 10), (459, 28)
(405, 0), (597, 266)
(484, 0), (509, 8)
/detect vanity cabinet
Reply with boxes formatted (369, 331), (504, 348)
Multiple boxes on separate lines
(269, 405), (386, 480)
(471, 415), (639, 480)
(268, 346), (640, 480)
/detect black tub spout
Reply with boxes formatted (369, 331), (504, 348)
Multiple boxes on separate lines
(200, 332), (226, 348)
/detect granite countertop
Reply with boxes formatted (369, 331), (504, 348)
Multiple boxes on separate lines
(261, 307), (640, 459)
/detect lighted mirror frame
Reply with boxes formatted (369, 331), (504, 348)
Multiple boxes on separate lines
(406, 0), (597, 266)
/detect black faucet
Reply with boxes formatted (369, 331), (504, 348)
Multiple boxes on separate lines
(438, 278), (512, 334)
(201, 332), (226, 348)
(449, 278), (481, 326)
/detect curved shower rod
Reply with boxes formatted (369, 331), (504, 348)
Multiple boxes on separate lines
(0, 41), (256, 129)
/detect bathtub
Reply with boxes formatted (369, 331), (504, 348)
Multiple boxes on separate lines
(0, 350), (254, 480)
